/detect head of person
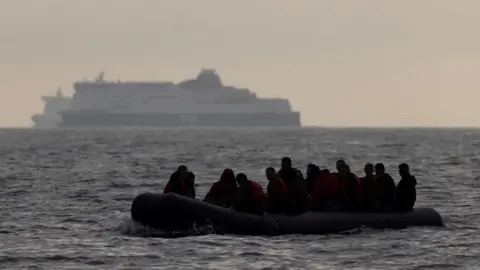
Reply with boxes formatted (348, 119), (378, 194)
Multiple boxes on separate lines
(321, 169), (330, 174)
(375, 163), (385, 177)
(235, 173), (249, 187)
(177, 165), (188, 178)
(307, 163), (315, 177)
(220, 168), (236, 184)
(310, 164), (321, 178)
(265, 167), (277, 181)
(306, 164), (318, 178)
(336, 159), (346, 173)
(399, 163), (410, 178)
(364, 163), (374, 176)
(337, 162), (348, 176)
(281, 157), (292, 170)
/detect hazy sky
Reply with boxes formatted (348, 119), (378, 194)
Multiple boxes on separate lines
(1, 0), (479, 127)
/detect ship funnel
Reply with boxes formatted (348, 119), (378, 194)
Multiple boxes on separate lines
(196, 68), (223, 87)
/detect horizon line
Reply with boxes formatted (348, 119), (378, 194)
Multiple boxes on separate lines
(0, 125), (479, 130)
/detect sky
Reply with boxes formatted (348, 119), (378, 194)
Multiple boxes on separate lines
(1, 0), (479, 127)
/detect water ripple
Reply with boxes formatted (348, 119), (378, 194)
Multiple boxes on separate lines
(0, 128), (479, 269)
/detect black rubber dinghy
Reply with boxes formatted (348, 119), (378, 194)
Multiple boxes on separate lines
(131, 193), (444, 236)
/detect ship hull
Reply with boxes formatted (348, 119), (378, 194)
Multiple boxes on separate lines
(59, 112), (301, 127)
(31, 114), (62, 129)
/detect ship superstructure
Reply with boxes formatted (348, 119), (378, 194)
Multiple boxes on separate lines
(31, 87), (72, 128)
(58, 69), (301, 127)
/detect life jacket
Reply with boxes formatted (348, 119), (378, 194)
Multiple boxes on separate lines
(204, 180), (238, 206)
(250, 180), (264, 202)
(163, 176), (186, 194)
(313, 172), (342, 201)
(269, 177), (289, 201)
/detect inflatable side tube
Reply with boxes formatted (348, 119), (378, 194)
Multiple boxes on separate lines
(131, 193), (278, 235)
(272, 208), (444, 235)
(131, 193), (444, 236)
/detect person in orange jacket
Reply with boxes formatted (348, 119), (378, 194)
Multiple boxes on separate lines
(232, 173), (265, 215)
(204, 168), (238, 207)
(265, 167), (289, 213)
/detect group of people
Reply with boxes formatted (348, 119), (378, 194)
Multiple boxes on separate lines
(163, 157), (418, 215)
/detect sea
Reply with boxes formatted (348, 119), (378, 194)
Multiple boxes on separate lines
(0, 128), (479, 269)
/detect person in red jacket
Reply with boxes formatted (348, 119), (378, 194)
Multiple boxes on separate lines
(163, 165), (192, 197)
(204, 168), (238, 207)
(309, 169), (344, 212)
(265, 167), (288, 213)
(232, 173), (265, 215)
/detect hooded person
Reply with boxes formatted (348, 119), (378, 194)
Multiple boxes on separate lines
(204, 168), (238, 207)
(163, 165), (191, 197)
(232, 173), (265, 215)
(309, 169), (344, 212)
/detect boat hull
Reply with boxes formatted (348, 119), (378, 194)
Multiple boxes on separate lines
(131, 193), (445, 236)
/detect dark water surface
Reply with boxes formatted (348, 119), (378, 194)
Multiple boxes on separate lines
(0, 128), (479, 269)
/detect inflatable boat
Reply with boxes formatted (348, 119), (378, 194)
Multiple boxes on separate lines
(131, 192), (445, 236)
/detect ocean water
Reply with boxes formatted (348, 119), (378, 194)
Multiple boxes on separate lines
(0, 128), (479, 269)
